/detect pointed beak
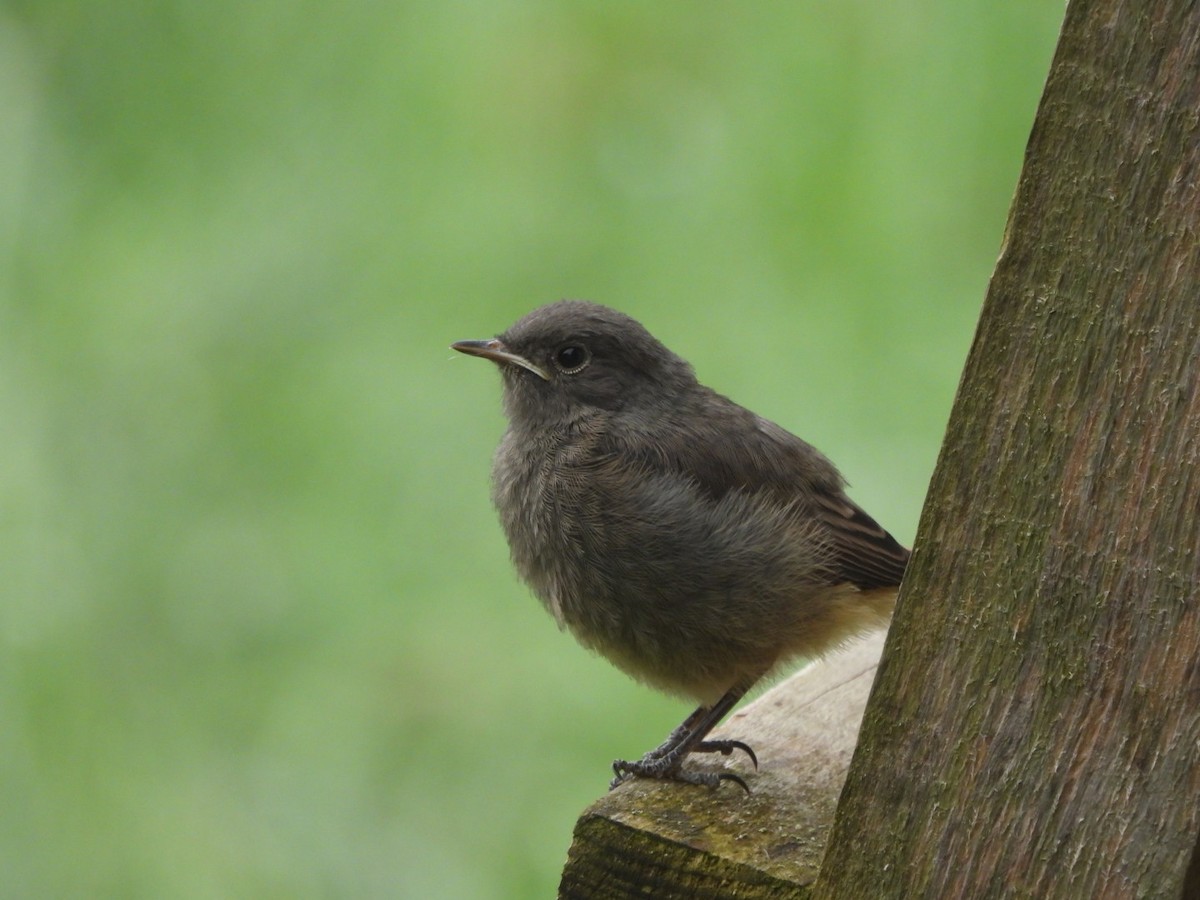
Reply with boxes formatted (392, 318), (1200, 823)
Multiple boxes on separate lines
(451, 338), (550, 381)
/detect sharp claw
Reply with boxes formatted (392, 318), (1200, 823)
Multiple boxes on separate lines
(693, 739), (758, 768)
(731, 741), (758, 770)
(718, 771), (752, 794)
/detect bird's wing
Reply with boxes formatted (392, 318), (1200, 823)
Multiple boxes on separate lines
(607, 395), (910, 590)
(810, 490), (910, 590)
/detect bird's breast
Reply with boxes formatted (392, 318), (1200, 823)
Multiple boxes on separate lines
(490, 427), (592, 628)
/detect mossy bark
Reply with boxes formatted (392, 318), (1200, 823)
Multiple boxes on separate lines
(817, 1), (1200, 896)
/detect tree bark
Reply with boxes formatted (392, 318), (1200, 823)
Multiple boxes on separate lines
(816, 1), (1200, 897)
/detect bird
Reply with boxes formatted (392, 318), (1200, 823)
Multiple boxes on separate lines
(452, 300), (909, 790)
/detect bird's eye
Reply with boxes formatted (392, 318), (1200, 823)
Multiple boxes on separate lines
(554, 344), (590, 374)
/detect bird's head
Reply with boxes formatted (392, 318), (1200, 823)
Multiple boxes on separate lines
(452, 300), (696, 428)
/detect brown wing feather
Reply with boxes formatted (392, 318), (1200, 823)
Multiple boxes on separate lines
(605, 389), (910, 590)
(813, 492), (910, 589)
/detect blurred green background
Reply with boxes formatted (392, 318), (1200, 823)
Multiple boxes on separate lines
(1, 2), (1062, 897)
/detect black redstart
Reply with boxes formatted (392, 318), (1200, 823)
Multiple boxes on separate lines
(453, 300), (908, 790)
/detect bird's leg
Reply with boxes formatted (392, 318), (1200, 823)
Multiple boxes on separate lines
(610, 677), (760, 791)
(636, 707), (706, 760)
(638, 705), (758, 766)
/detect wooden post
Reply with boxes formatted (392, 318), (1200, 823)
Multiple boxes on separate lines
(559, 634), (885, 899)
(816, 1), (1200, 896)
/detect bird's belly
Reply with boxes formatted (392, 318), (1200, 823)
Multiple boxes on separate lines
(491, 444), (891, 702)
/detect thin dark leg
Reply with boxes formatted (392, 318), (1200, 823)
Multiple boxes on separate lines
(636, 707), (705, 760)
(638, 703), (758, 768)
(610, 676), (761, 791)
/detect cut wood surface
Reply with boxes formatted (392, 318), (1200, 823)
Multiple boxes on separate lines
(559, 632), (885, 900)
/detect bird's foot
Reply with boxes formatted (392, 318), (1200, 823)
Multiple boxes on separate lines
(609, 756), (750, 793)
(608, 738), (757, 793)
(638, 731), (758, 767)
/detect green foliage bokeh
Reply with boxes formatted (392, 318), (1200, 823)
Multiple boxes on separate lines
(0, 3), (1061, 897)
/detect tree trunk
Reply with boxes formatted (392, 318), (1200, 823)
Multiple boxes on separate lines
(816, 1), (1200, 897)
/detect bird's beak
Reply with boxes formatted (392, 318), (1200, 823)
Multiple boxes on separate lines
(451, 338), (550, 381)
